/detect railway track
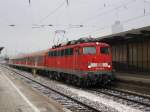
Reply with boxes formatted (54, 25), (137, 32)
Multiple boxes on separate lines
(87, 88), (150, 111)
(2, 66), (102, 112)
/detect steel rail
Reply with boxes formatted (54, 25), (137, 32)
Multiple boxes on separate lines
(90, 88), (150, 107)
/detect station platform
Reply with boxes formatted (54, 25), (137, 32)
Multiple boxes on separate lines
(115, 72), (150, 85)
(115, 72), (150, 95)
(0, 68), (65, 112)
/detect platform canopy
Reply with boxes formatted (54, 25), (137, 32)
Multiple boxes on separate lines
(97, 25), (150, 44)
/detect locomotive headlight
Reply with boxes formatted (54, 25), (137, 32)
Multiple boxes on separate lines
(108, 65), (111, 68)
(88, 65), (92, 68)
(107, 62), (111, 68)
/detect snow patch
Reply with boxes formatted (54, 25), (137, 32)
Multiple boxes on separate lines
(59, 84), (142, 112)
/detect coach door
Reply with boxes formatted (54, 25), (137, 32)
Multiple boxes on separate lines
(73, 47), (81, 70)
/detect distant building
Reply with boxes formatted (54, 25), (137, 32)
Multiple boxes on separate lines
(111, 20), (123, 34)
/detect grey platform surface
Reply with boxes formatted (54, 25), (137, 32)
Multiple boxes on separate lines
(116, 72), (150, 85)
(0, 68), (64, 112)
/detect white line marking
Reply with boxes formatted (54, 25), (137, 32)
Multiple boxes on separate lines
(2, 73), (40, 112)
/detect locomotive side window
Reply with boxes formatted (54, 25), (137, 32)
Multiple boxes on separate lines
(48, 51), (54, 56)
(64, 48), (73, 56)
(69, 48), (73, 55)
(48, 51), (51, 56)
(54, 51), (57, 56)
(83, 47), (96, 54)
(50, 51), (53, 56)
(61, 49), (65, 56)
(48, 48), (73, 57)
(57, 50), (61, 56)
(100, 47), (110, 54)
(52, 51), (54, 56)
(65, 49), (69, 55)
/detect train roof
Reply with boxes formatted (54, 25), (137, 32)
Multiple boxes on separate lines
(11, 37), (109, 60)
(50, 37), (109, 50)
(49, 42), (109, 51)
(11, 49), (48, 59)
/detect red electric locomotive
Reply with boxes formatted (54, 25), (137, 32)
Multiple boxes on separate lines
(9, 38), (114, 87)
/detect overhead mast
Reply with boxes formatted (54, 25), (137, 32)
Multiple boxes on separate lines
(29, 0), (31, 5)
(66, 0), (69, 6)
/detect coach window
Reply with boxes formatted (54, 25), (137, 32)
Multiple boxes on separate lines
(100, 47), (110, 55)
(83, 46), (96, 54)
(48, 51), (51, 56)
(61, 49), (65, 56)
(54, 51), (57, 56)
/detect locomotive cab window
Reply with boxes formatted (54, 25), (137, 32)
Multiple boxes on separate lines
(83, 46), (96, 54)
(100, 47), (110, 54)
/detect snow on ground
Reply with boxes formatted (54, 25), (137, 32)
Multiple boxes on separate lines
(58, 84), (142, 112)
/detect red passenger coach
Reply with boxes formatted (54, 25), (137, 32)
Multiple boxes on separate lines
(9, 38), (114, 87)
(10, 50), (47, 68)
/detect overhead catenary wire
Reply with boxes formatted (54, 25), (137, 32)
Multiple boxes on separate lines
(71, 0), (150, 38)
(32, 0), (150, 28)
(79, 0), (136, 24)
(73, 12), (150, 39)
(39, 1), (66, 24)
(35, 0), (128, 28)
(26, 0), (150, 43)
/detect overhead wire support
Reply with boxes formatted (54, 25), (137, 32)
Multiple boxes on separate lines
(29, 0), (31, 5)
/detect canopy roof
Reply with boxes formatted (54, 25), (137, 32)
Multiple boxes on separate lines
(97, 25), (150, 43)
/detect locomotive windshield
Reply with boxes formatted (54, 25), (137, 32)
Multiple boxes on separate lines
(100, 47), (110, 54)
(83, 46), (96, 54)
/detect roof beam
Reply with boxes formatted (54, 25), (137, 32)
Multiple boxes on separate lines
(125, 33), (143, 37)
(141, 30), (150, 35)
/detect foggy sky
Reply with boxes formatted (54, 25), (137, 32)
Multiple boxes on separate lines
(0, 0), (150, 57)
